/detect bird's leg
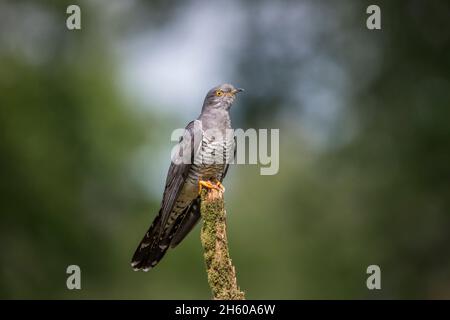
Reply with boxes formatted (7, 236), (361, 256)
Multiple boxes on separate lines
(198, 179), (222, 195)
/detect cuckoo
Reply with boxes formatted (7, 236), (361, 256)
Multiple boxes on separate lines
(131, 84), (243, 271)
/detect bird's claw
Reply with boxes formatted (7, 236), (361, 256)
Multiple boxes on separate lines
(215, 180), (225, 192)
(198, 179), (225, 195)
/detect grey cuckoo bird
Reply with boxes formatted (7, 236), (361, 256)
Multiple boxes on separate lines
(131, 84), (243, 271)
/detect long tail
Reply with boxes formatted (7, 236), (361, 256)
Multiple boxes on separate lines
(131, 198), (201, 271)
(131, 212), (169, 271)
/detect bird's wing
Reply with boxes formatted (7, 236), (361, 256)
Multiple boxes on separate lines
(159, 119), (203, 230)
(131, 120), (202, 270)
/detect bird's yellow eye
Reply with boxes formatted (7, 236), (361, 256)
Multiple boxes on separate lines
(215, 90), (224, 97)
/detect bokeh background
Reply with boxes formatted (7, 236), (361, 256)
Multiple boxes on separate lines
(1, 0), (450, 299)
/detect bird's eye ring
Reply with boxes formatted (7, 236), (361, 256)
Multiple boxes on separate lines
(215, 90), (224, 97)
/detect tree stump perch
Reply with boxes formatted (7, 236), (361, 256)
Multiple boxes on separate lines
(200, 188), (245, 300)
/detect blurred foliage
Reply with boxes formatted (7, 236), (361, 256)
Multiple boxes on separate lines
(0, 0), (449, 299)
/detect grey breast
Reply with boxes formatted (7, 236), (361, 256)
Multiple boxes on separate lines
(163, 128), (233, 237)
(188, 131), (234, 183)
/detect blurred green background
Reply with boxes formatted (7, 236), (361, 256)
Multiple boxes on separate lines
(1, 0), (449, 299)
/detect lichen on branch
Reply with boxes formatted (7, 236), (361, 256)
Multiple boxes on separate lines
(200, 188), (245, 300)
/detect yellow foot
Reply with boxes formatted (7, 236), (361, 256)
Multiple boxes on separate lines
(214, 180), (226, 192)
(198, 179), (223, 195)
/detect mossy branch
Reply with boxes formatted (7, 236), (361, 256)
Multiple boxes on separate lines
(200, 188), (245, 300)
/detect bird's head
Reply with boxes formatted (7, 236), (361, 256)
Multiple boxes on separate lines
(202, 83), (244, 112)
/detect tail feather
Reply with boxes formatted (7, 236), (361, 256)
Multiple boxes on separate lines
(131, 198), (201, 271)
(170, 197), (201, 248)
(131, 212), (169, 271)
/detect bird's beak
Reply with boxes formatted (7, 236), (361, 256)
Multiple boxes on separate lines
(232, 88), (244, 94)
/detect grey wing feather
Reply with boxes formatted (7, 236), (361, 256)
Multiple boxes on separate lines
(159, 120), (203, 230)
(131, 120), (202, 270)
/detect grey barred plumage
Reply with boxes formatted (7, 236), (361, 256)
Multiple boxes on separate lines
(131, 84), (243, 271)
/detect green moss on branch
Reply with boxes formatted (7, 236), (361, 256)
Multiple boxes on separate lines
(200, 188), (245, 300)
